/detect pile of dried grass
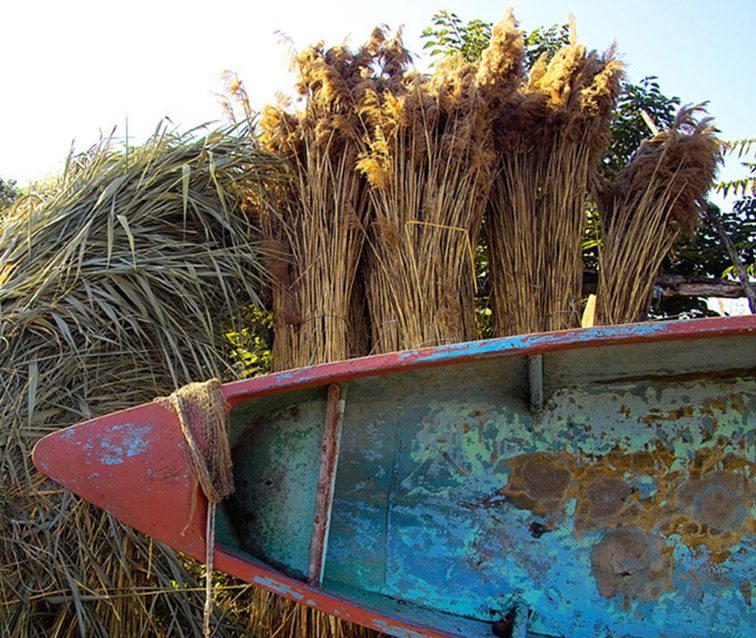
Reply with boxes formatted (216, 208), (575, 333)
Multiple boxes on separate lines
(0, 126), (282, 637)
(486, 19), (623, 336)
(357, 12), (523, 353)
(595, 104), (721, 324)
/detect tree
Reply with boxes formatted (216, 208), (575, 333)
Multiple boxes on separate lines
(421, 11), (493, 63)
(421, 11), (569, 69)
(717, 138), (756, 199)
(0, 176), (18, 209)
(522, 22), (570, 68)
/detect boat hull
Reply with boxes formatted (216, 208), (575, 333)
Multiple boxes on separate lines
(33, 317), (756, 638)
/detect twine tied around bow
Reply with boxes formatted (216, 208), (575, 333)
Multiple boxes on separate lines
(156, 379), (233, 638)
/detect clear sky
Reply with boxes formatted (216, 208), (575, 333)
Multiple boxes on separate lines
(2, 0), (754, 201)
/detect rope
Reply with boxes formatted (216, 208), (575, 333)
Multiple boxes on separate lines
(156, 379), (233, 638)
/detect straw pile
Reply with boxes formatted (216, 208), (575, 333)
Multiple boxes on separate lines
(595, 104), (721, 324)
(357, 12), (524, 353)
(0, 127), (281, 637)
(486, 20), (623, 336)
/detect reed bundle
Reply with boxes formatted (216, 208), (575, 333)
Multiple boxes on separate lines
(595, 104), (721, 324)
(357, 12), (523, 353)
(0, 127), (280, 637)
(487, 21), (623, 336)
(256, 30), (410, 370)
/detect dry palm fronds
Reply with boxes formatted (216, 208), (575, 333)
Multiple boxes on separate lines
(358, 12), (523, 354)
(487, 20), (623, 336)
(0, 126), (282, 637)
(595, 104), (721, 324)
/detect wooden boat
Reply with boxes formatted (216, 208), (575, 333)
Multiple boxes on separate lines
(33, 316), (756, 638)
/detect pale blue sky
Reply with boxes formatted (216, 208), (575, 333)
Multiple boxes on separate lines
(2, 0), (754, 197)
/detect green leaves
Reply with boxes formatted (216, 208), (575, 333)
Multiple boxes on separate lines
(421, 10), (493, 63)
(716, 139), (756, 198)
(0, 176), (19, 210)
(523, 23), (570, 69)
(420, 10), (569, 70)
(724, 137), (756, 158)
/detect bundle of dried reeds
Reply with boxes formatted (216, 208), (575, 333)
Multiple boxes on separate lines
(595, 104), (721, 324)
(487, 20), (623, 337)
(255, 31), (407, 371)
(0, 126), (281, 637)
(357, 12), (523, 353)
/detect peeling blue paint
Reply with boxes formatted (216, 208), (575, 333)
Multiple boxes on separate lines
(251, 575), (305, 600)
(323, 373), (755, 637)
(395, 322), (684, 366)
(215, 320), (756, 638)
(97, 424), (152, 466)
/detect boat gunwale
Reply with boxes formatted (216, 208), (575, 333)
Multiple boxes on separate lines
(221, 316), (756, 408)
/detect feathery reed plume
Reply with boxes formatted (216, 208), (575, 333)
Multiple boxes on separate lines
(358, 12), (523, 353)
(487, 20), (623, 336)
(218, 70), (255, 127)
(595, 104), (721, 324)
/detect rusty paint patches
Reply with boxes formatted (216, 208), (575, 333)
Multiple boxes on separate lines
(590, 528), (674, 608)
(680, 471), (747, 531)
(496, 441), (756, 570)
(585, 477), (634, 518)
(500, 453), (573, 515)
(741, 579), (753, 606)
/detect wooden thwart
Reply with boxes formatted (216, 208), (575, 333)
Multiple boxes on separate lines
(308, 384), (346, 586)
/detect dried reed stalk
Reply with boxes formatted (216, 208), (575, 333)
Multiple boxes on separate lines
(358, 12), (523, 353)
(247, 589), (384, 637)
(487, 21), (622, 336)
(595, 105), (721, 324)
(255, 138), (368, 370)
(255, 33), (401, 370)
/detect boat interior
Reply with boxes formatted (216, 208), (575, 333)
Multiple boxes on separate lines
(216, 331), (756, 638)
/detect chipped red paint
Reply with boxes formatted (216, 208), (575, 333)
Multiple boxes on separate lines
(217, 549), (471, 638)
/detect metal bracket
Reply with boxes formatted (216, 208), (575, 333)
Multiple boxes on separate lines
(528, 354), (543, 414)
